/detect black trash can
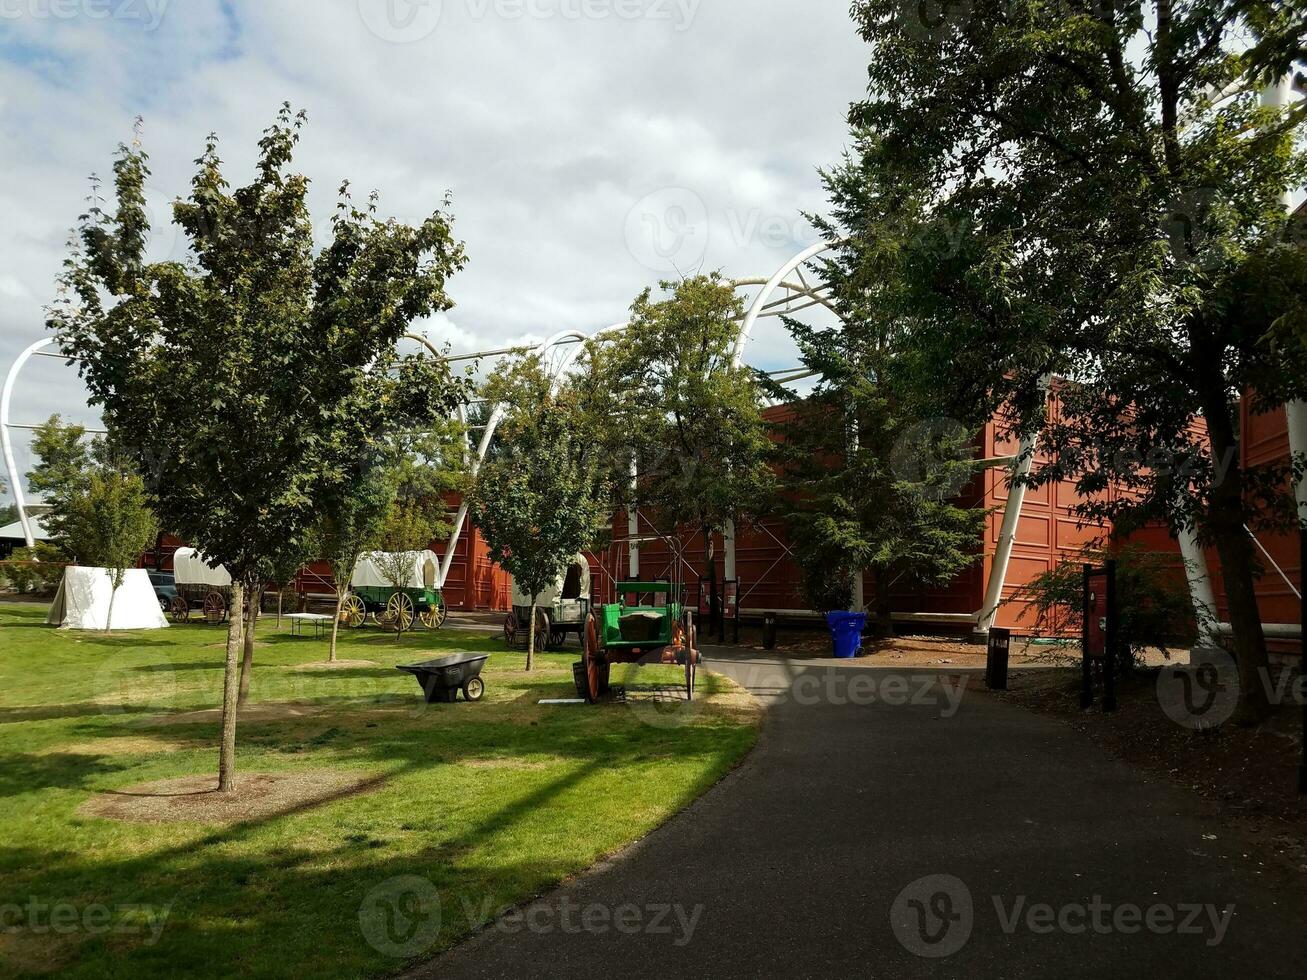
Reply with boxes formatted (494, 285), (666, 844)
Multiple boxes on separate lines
(763, 612), (778, 650)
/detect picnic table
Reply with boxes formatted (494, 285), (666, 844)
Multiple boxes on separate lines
(287, 613), (334, 639)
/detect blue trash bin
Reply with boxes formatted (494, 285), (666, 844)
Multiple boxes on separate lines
(826, 612), (866, 659)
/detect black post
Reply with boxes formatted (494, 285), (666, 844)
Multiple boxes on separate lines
(1081, 564), (1093, 709)
(1104, 560), (1118, 713)
(986, 627), (1011, 691)
(763, 611), (777, 650)
(1298, 526), (1306, 795)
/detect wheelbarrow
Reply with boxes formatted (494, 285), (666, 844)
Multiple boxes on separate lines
(397, 654), (489, 704)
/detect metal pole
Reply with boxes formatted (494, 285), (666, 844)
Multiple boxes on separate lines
(1177, 523), (1222, 654)
(1, 338), (54, 547)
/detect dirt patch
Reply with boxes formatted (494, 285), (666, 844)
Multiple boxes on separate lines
(79, 769), (382, 824)
(989, 666), (1307, 874)
(134, 702), (327, 727)
(292, 660), (379, 671)
(40, 736), (194, 757)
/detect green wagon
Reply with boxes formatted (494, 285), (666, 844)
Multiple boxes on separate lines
(581, 581), (700, 704)
(339, 550), (448, 632)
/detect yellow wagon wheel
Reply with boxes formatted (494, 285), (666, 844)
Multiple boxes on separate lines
(418, 597), (447, 631)
(383, 592), (416, 632)
(339, 594), (367, 629)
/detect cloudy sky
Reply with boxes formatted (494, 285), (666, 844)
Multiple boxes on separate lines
(0, 0), (868, 507)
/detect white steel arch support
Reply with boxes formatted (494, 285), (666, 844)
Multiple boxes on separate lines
(1, 338), (56, 547)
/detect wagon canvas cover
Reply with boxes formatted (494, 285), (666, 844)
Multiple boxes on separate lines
(510, 555), (591, 608)
(171, 548), (232, 588)
(352, 551), (441, 590)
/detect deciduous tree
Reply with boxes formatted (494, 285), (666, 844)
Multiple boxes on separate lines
(49, 107), (470, 790)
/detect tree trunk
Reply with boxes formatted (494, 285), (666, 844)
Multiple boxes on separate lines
(218, 581), (245, 794)
(329, 588), (344, 664)
(526, 599), (537, 672)
(238, 586), (260, 706)
(104, 572), (118, 635)
(1200, 386), (1271, 724)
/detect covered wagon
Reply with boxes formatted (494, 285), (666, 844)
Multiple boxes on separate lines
(169, 548), (233, 624)
(504, 555), (592, 650)
(340, 550), (447, 632)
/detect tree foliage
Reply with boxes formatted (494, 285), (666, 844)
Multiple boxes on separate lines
(48, 106), (471, 787)
(839, 0), (1306, 718)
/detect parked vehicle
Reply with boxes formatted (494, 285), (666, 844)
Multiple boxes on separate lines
(504, 554), (592, 650)
(580, 580), (700, 704)
(339, 550), (447, 632)
(145, 569), (176, 614)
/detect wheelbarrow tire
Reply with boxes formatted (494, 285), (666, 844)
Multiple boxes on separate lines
(582, 614), (603, 704)
(462, 677), (485, 702)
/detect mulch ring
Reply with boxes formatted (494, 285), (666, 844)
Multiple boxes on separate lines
(79, 770), (383, 824)
(989, 665), (1307, 874)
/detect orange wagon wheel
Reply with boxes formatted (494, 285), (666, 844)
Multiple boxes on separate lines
(582, 613), (604, 704)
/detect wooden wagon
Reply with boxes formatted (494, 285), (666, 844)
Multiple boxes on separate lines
(580, 581), (700, 704)
(503, 555), (592, 650)
(338, 550), (448, 632)
(168, 548), (232, 624)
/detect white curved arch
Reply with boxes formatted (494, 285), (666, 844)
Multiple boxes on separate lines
(731, 238), (844, 369)
(1, 338), (56, 547)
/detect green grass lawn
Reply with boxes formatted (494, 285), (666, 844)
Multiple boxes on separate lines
(0, 602), (758, 978)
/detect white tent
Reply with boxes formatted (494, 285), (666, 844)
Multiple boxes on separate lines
(511, 555), (592, 609)
(172, 548), (232, 588)
(352, 551), (441, 590)
(46, 567), (169, 631)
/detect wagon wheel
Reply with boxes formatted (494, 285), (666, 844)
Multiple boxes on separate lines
(582, 613), (604, 704)
(169, 595), (190, 624)
(339, 594), (367, 629)
(549, 627), (567, 650)
(383, 592), (416, 632)
(203, 591), (227, 625)
(461, 677), (485, 702)
(419, 597), (448, 631)
(533, 609), (552, 651)
(503, 612), (518, 647)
